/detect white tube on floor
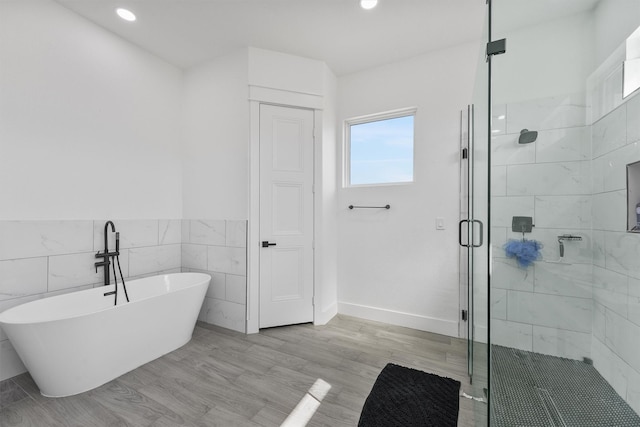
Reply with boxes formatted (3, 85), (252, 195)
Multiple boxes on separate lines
(281, 378), (332, 427)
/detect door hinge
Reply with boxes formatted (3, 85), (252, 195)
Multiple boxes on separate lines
(487, 39), (506, 57)
(462, 147), (468, 159)
(462, 310), (468, 322)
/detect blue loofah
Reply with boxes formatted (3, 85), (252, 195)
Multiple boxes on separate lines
(503, 239), (543, 268)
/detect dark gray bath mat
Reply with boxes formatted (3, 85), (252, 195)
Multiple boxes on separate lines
(358, 363), (461, 427)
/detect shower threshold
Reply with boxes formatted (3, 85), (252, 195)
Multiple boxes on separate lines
(490, 345), (640, 427)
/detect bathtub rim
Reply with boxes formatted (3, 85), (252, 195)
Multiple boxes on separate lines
(0, 272), (211, 326)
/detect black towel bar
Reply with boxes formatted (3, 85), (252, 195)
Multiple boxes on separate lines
(348, 205), (391, 210)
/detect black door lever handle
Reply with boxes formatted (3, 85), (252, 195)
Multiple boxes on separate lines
(262, 241), (277, 248)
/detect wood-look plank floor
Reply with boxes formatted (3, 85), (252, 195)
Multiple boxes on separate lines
(0, 315), (488, 426)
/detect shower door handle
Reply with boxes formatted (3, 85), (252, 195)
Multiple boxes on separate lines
(470, 219), (483, 248)
(459, 219), (471, 248)
(459, 219), (483, 248)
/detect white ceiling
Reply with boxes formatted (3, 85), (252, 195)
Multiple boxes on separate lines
(54, 0), (599, 76)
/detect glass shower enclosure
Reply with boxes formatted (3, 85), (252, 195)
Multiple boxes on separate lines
(467, 0), (640, 425)
(459, 8), (490, 426)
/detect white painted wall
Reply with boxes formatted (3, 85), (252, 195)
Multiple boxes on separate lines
(315, 64), (339, 324)
(336, 41), (483, 337)
(492, 11), (595, 105)
(248, 47), (324, 96)
(594, 0), (640, 66)
(182, 49), (249, 220)
(0, 0), (183, 220)
(182, 47), (334, 222)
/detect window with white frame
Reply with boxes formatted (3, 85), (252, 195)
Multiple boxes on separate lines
(345, 109), (416, 187)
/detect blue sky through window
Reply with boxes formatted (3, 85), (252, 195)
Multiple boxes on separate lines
(349, 114), (414, 185)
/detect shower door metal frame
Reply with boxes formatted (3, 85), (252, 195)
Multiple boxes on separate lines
(459, 104), (485, 384)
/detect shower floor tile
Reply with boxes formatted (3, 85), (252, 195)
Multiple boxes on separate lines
(491, 345), (640, 427)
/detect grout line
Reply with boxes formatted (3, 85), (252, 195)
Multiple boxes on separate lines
(46, 256), (50, 292)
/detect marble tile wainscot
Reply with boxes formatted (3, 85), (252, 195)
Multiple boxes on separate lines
(0, 219), (183, 382)
(181, 219), (247, 333)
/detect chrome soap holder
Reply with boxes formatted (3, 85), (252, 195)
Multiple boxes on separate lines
(557, 234), (582, 257)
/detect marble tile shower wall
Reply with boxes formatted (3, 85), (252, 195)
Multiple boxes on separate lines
(490, 93), (594, 361)
(181, 220), (247, 334)
(491, 92), (640, 413)
(590, 93), (640, 414)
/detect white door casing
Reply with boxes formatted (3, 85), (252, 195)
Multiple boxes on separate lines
(259, 104), (314, 328)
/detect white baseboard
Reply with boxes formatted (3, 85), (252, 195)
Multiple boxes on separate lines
(338, 301), (459, 337)
(314, 301), (338, 326)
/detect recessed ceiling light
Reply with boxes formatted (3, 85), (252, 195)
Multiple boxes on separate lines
(116, 8), (136, 22)
(360, 0), (378, 10)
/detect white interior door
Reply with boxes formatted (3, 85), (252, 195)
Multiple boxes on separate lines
(259, 104), (314, 329)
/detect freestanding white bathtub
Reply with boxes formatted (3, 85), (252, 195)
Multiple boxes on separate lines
(0, 272), (210, 397)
